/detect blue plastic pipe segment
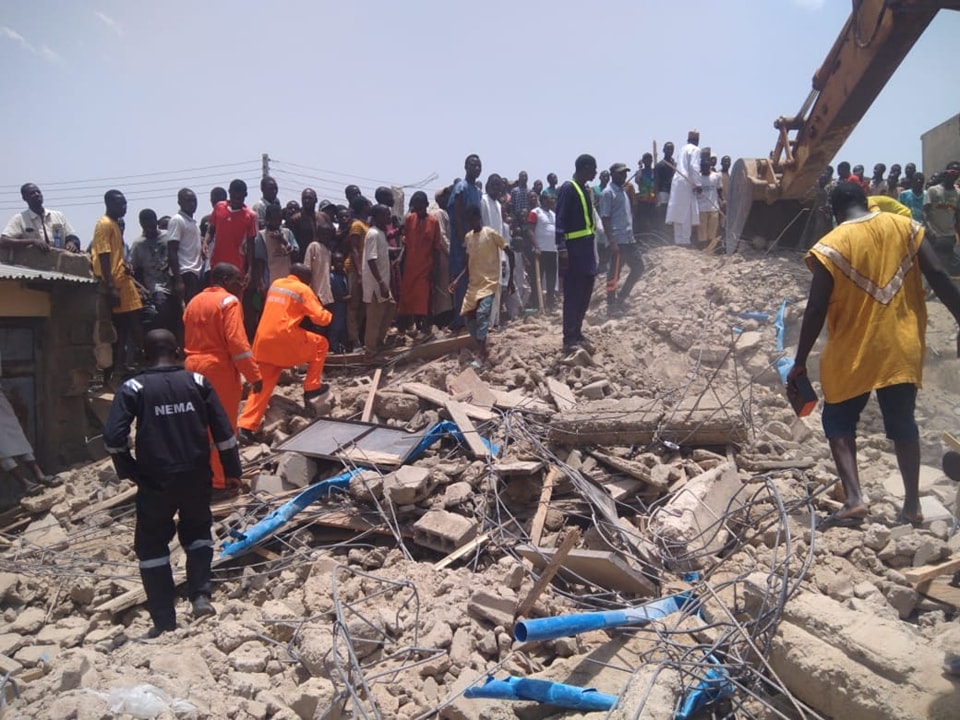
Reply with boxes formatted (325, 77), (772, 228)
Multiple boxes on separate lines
(736, 311), (769, 323)
(464, 676), (616, 712)
(221, 469), (360, 557)
(676, 657), (735, 719)
(773, 300), (790, 352)
(514, 593), (691, 643)
(408, 420), (498, 460)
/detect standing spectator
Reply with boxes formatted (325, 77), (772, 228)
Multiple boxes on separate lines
(398, 191), (443, 336)
(430, 187), (454, 328)
(510, 171), (530, 219)
(851, 164), (868, 190)
(924, 162), (960, 276)
(252, 176), (279, 230)
(886, 164), (902, 198)
(447, 155), (483, 329)
(2, 183), (81, 251)
(302, 196), (336, 308)
(600, 162), (644, 316)
(130, 209), (180, 337)
(836, 161), (854, 183)
(375, 187), (404, 304)
(344, 196), (372, 350)
(91, 190), (144, 382)
(789, 182), (960, 528)
(529, 191), (558, 311)
(654, 142), (676, 231)
(460, 205), (514, 366)
(665, 131), (702, 246)
(104, 330), (240, 635)
(543, 173), (559, 199)
(697, 150), (723, 253)
(328, 252), (349, 353)
(238, 265), (332, 440)
(362, 205), (396, 354)
(0, 388), (59, 497)
(592, 170), (610, 205)
(182, 262), (261, 495)
(901, 163), (918, 193)
(556, 154), (598, 354)
(165, 188), (203, 304)
(206, 180), (258, 340)
(898, 172), (927, 223)
(480, 174), (507, 325)
(633, 154), (657, 234)
(868, 163), (888, 196)
(532, 179), (544, 197)
(199, 186), (227, 283)
(252, 203), (299, 291)
(344, 185), (362, 208)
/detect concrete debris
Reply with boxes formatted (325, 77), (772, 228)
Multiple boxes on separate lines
(5, 246), (960, 719)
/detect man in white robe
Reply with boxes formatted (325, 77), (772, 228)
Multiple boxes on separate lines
(665, 130), (702, 246)
(0, 389), (57, 496)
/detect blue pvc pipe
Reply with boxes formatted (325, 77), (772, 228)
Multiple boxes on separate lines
(514, 594), (690, 643)
(221, 469), (360, 557)
(464, 676), (616, 712)
(676, 656), (735, 719)
(408, 420), (498, 460)
(736, 311), (770, 323)
(773, 300), (790, 352)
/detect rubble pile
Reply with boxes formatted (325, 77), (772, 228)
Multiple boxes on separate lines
(1, 246), (959, 719)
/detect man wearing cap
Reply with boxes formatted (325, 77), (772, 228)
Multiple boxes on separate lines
(665, 130), (702, 246)
(600, 162), (643, 316)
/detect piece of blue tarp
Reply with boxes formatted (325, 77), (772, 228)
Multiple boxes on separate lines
(464, 676), (616, 712)
(676, 657), (735, 719)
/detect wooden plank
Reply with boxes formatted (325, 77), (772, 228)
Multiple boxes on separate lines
(516, 527), (581, 619)
(361, 368), (383, 423)
(904, 555), (960, 587)
(546, 378), (576, 412)
(942, 431), (960, 454)
(588, 450), (666, 490)
(434, 532), (491, 570)
(394, 334), (475, 364)
(402, 382), (496, 422)
(489, 388), (553, 414)
(71, 485), (138, 523)
(915, 577), (960, 608)
(529, 467), (560, 547)
(444, 400), (490, 459)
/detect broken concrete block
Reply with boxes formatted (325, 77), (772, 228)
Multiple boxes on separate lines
(383, 466), (434, 506)
(412, 510), (477, 553)
(251, 474), (288, 494)
(442, 482), (473, 509)
(373, 391), (420, 421)
(276, 453), (316, 488)
(0, 573), (19, 602)
(14, 644), (59, 667)
(919, 495), (952, 525)
(467, 588), (517, 629)
(770, 592), (956, 720)
(516, 545), (656, 596)
(610, 666), (683, 719)
(883, 585), (919, 620)
(347, 470), (384, 504)
(10, 607), (46, 634)
(648, 461), (746, 571)
(22, 513), (68, 550)
(0, 654), (22, 676)
(19, 487), (64, 514)
(579, 379), (610, 400)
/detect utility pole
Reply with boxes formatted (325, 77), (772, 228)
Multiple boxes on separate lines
(261, 153), (270, 179)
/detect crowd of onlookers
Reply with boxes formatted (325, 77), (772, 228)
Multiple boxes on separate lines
(2, 149), (958, 378)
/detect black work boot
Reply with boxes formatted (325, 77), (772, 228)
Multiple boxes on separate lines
(140, 563), (177, 636)
(192, 595), (216, 618)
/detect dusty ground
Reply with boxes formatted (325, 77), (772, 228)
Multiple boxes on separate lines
(1, 245), (958, 719)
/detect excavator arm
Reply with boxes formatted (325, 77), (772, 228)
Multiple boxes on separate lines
(727, 0), (959, 250)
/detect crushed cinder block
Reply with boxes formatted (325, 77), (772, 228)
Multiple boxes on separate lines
(276, 453), (316, 488)
(412, 510), (477, 553)
(648, 461), (746, 571)
(250, 474), (288, 494)
(348, 470), (384, 503)
(21, 514), (69, 551)
(467, 588), (517, 628)
(383, 466), (434, 506)
(373, 391), (420, 421)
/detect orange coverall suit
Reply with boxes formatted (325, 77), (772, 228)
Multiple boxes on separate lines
(238, 275), (332, 433)
(183, 286), (262, 489)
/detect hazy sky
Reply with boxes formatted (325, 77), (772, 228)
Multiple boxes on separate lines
(1, 0), (958, 238)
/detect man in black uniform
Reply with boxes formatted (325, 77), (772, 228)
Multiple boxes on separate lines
(104, 329), (241, 637)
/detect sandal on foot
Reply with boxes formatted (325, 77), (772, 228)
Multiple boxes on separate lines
(818, 509), (866, 530)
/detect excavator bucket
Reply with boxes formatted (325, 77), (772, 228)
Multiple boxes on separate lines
(725, 158), (808, 253)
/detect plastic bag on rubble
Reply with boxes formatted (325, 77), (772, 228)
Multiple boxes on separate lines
(88, 684), (197, 719)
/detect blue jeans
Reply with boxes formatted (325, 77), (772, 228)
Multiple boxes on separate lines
(465, 294), (494, 342)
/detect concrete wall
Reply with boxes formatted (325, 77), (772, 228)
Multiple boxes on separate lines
(921, 113), (960, 177)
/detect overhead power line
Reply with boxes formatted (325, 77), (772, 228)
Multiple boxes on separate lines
(0, 160), (259, 191)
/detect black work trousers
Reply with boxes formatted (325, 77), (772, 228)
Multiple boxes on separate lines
(135, 468), (214, 629)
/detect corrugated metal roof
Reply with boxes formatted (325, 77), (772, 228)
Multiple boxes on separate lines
(0, 262), (97, 284)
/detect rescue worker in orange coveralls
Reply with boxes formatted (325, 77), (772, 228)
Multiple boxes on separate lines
(182, 263), (262, 496)
(237, 263), (332, 444)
